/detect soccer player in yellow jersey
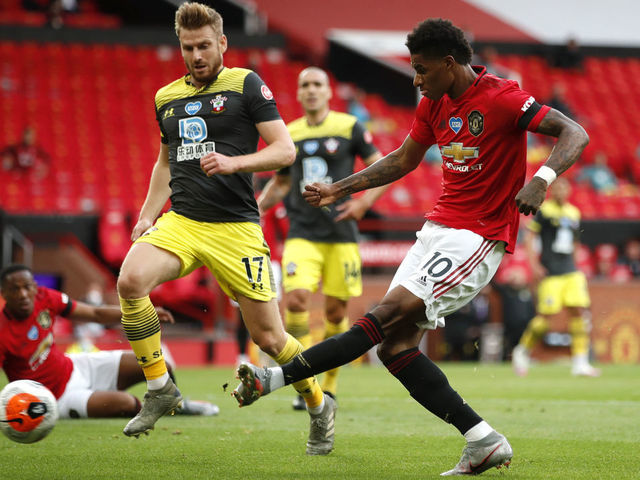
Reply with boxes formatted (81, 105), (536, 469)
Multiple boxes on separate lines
(116, 3), (335, 454)
(512, 177), (600, 377)
(258, 67), (386, 409)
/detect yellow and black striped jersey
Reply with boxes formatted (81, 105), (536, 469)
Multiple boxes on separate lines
(529, 200), (581, 275)
(155, 67), (280, 223)
(279, 111), (378, 242)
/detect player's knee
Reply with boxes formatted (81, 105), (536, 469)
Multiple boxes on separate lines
(376, 339), (403, 363)
(121, 394), (141, 416)
(325, 302), (346, 324)
(530, 315), (549, 335)
(117, 270), (149, 299)
(569, 315), (590, 335)
(286, 290), (309, 312)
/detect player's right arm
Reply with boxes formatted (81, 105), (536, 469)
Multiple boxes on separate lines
(257, 173), (291, 215)
(303, 135), (427, 207)
(131, 143), (171, 241)
(69, 301), (175, 325)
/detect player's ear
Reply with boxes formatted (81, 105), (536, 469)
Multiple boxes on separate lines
(443, 55), (456, 70)
(219, 34), (228, 54)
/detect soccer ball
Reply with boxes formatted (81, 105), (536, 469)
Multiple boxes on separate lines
(0, 380), (58, 444)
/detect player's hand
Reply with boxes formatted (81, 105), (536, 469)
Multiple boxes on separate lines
(200, 152), (238, 176)
(334, 197), (369, 222)
(515, 177), (548, 215)
(302, 182), (340, 207)
(155, 307), (175, 324)
(131, 218), (154, 242)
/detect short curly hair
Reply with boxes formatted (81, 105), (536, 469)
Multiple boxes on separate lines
(405, 18), (473, 64)
(0, 264), (31, 286)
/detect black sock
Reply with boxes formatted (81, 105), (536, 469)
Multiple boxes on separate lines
(236, 320), (249, 355)
(384, 347), (483, 435)
(168, 369), (177, 386)
(282, 313), (384, 385)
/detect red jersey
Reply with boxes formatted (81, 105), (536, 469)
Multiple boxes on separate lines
(261, 202), (289, 263)
(0, 287), (76, 398)
(410, 67), (550, 253)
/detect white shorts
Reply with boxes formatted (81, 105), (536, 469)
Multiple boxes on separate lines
(57, 350), (124, 419)
(388, 221), (505, 330)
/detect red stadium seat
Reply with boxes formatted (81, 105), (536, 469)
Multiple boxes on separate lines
(149, 267), (217, 329)
(1, 42), (637, 221)
(98, 210), (132, 269)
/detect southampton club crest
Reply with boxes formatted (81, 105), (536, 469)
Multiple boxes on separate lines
(286, 262), (297, 277)
(467, 110), (484, 136)
(324, 138), (339, 154)
(210, 94), (228, 113)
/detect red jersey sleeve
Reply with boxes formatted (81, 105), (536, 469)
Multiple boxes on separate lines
(42, 287), (76, 317)
(409, 98), (437, 146)
(494, 82), (550, 132)
(0, 338), (6, 368)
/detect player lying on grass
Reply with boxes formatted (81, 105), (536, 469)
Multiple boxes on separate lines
(234, 18), (588, 476)
(0, 264), (218, 420)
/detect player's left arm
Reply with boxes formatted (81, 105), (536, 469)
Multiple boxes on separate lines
(68, 302), (175, 325)
(200, 119), (295, 176)
(334, 151), (388, 221)
(515, 108), (589, 215)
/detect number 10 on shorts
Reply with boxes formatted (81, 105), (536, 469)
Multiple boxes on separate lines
(421, 251), (453, 278)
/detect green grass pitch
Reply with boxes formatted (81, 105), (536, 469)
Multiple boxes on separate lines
(1, 363), (638, 479)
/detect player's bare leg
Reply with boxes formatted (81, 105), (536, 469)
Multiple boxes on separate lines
(372, 293), (513, 475)
(320, 295), (349, 401)
(117, 243), (183, 437)
(284, 288), (313, 410)
(234, 295), (335, 455)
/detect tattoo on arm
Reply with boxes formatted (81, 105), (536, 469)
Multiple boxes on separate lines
(535, 108), (589, 176)
(337, 151), (408, 196)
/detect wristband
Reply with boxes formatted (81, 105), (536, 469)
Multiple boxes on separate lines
(534, 165), (557, 186)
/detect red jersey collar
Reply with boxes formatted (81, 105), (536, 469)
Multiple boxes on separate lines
(446, 65), (487, 104)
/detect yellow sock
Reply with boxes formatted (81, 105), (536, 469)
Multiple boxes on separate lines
(320, 317), (349, 395)
(285, 310), (312, 349)
(519, 315), (549, 351)
(569, 315), (590, 357)
(272, 333), (323, 409)
(119, 295), (167, 380)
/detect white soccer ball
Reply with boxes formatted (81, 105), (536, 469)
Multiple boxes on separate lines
(0, 380), (58, 444)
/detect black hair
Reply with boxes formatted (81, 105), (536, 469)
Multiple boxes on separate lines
(405, 18), (473, 64)
(0, 264), (31, 285)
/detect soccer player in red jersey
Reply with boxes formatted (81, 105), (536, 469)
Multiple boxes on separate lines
(0, 265), (218, 418)
(233, 19), (588, 475)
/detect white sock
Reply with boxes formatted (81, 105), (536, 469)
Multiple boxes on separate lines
(269, 367), (285, 391)
(572, 353), (589, 368)
(307, 396), (325, 415)
(147, 372), (170, 390)
(463, 421), (493, 442)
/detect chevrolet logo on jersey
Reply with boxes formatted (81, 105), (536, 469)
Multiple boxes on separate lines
(441, 143), (482, 173)
(440, 143), (479, 164)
